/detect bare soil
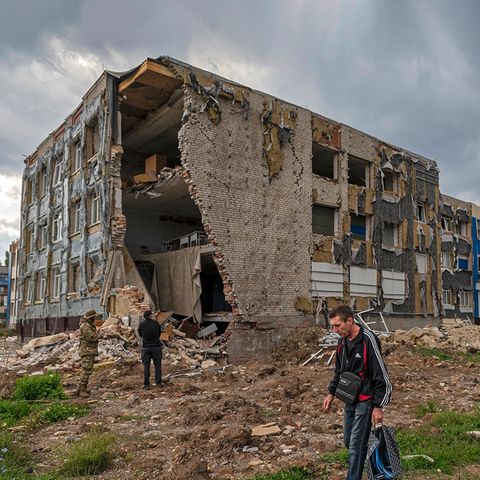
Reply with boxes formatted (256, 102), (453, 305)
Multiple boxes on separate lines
(5, 326), (480, 479)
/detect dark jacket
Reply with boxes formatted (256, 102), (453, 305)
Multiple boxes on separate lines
(138, 318), (162, 348)
(328, 326), (392, 408)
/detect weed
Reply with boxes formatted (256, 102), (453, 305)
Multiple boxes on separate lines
(416, 347), (452, 361)
(0, 399), (33, 426)
(61, 429), (116, 476)
(26, 402), (89, 429)
(248, 466), (313, 480)
(415, 399), (440, 418)
(318, 448), (349, 467)
(12, 373), (66, 401)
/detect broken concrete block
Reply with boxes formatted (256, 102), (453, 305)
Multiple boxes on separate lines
(25, 333), (68, 350)
(201, 359), (218, 369)
(197, 323), (217, 339)
(251, 423), (282, 437)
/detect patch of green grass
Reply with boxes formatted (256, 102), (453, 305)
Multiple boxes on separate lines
(248, 466), (313, 480)
(12, 373), (66, 401)
(416, 347), (480, 364)
(0, 399), (33, 426)
(60, 429), (116, 476)
(26, 402), (89, 429)
(318, 448), (349, 467)
(416, 347), (453, 361)
(399, 406), (480, 474)
(415, 399), (440, 418)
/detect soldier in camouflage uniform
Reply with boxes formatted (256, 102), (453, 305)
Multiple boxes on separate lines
(77, 309), (99, 397)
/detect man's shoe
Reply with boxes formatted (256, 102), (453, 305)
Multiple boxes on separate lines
(78, 389), (89, 398)
(143, 384), (151, 390)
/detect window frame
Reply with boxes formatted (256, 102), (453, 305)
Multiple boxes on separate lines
(90, 192), (100, 226)
(383, 222), (399, 248)
(52, 213), (62, 243)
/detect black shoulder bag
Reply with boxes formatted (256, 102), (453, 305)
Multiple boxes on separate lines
(335, 341), (362, 404)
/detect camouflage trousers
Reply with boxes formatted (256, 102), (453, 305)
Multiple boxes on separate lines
(79, 354), (95, 389)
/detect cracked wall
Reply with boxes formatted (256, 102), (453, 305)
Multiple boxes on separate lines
(177, 73), (312, 356)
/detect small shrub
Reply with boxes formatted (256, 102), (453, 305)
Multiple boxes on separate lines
(0, 399), (33, 426)
(61, 429), (116, 476)
(415, 399), (440, 418)
(12, 373), (66, 401)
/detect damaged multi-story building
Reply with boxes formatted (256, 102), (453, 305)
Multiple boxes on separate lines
(439, 195), (474, 320)
(19, 55), (473, 357)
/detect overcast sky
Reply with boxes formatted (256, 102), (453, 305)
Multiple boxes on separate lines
(1, 0), (479, 256)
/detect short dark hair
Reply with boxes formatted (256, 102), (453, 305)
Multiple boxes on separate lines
(328, 305), (354, 322)
(143, 310), (152, 319)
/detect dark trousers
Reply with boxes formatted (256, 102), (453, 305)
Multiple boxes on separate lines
(343, 400), (373, 480)
(141, 346), (162, 385)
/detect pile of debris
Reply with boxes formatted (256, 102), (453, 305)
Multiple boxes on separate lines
(4, 316), (228, 373)
(111, 285), (151, 316)
(384, 323), (480, 353)
(8, 319), (139, 371)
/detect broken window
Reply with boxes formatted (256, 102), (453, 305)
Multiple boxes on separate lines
(25, 226), (33, 255)
(87, 256), (99, 282)
(442, 289), (453, 306)
(25, 178), (33, 205)
(459, 290), (472, 307)
(72, 140), (82, 173)
(441, 216), (452, 231)
(383, 222), (399, 248)
(24, 276), (32, 304)
(312, 143), (336, 179)
(89, 192), (100, 225)
(38, 223), (48, 250)
(52, 157), (63, 186)
(69, 262), (81, 293)
(457, 256), (469, 270)
(85, 119), (100, 160)
(458, 220), (468, 237)
(350, 214), (366, 241)
(441, 251), (453, 268)
(417, 202), (426, 222)
(348, 155), (369, 187)
(35, 271), (46, 302)
(52, 213), (62, 243)
(38, 167), (48, 198)
(51, 266), (61, 299)
(70, 201), (81, 235)
(312, 205), (336, 236)
(478, 256), (480, 273)
(383, 171), (398, 192)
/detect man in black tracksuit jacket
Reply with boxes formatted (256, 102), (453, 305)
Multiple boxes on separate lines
(138, 310), (163, 389)
(323, 305), (392, 480)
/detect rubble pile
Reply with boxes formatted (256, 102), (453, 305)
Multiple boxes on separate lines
(163, 331), (227, 369)
(4, 316), (227, 373)
(8, 320), (139, 371)
(384, 324), (480, 353)
(111, 285), (151, 315)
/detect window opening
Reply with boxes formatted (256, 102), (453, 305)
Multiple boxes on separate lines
(312, 205), (336, 236)
(312, 144), (335, 179)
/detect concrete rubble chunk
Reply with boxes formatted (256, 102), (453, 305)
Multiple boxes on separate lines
(251, 423), (282, 437)
(25, 333), (68, 350)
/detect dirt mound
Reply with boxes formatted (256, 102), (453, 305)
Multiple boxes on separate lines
(273, 326), (330, 364)
(384, 324), (480, 353)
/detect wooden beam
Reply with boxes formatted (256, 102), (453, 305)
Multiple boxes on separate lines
(118, 59), (177, 93)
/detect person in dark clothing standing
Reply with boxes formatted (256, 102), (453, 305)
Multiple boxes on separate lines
(138, 310), (163, 389)
(323, 305), (392, 480)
